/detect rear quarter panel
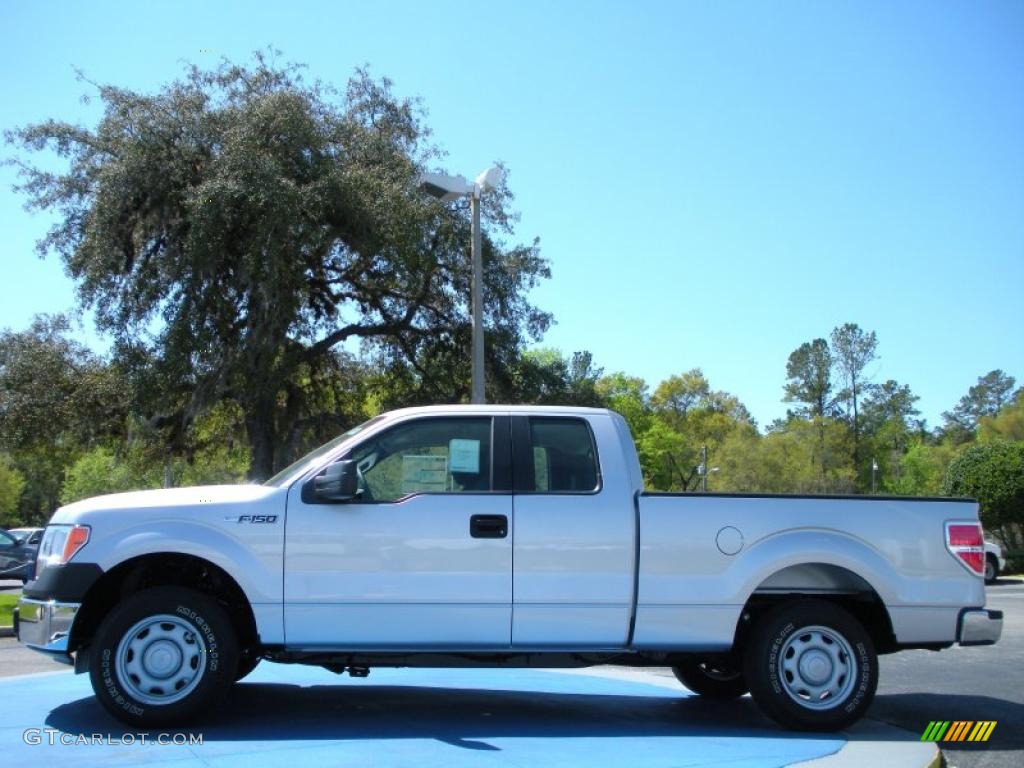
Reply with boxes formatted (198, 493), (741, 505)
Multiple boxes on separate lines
(634, 494), (984, 649)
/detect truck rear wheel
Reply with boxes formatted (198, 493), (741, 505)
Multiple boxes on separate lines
(88, 586), (238, 727)
(743, 599), (877, 731)
(672, 659), (748, 699)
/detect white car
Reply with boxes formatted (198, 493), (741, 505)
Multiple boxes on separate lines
(16, 405), (1002, 731)
(985, 540), (1006, 584)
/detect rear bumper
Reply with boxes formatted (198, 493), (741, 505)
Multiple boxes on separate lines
(958, 608), (1002, 646)
(15, 597), (79, 664)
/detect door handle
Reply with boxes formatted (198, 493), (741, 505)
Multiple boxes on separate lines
(470, 514), (508, 539)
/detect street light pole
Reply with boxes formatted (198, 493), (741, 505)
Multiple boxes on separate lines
(701, 444), (708, 492)
(470, 191), (485, 404)
(419, 167), (504, 405)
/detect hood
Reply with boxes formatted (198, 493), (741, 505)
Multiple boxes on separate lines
(50, 484), (278, 524)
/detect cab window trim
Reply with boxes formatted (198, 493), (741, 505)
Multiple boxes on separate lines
(302, 415), (512, 505)
(511, 415), (603, 495)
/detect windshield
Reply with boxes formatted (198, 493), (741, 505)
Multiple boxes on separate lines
(262, 416), (386, 488)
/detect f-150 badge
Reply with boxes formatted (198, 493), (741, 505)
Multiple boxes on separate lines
(223, 515), (278, 524)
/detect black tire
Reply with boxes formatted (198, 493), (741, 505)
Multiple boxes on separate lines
(743, 599), (877, 731)
(234, 654), (261, 682)
(985, 555), (999, 585)
(672, 659), (748, 699)
(89, 586), (238, 727)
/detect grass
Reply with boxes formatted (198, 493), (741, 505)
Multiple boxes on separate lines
(0, 593), (17, 627)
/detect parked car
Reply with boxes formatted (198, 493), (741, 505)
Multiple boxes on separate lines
(16, 405), (1002, 731)
(985, 540), (1006, 584)
(8, 527), (44, 550)
(0, 528), (37, 583)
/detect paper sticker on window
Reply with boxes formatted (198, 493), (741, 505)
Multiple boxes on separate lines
(401, 455), (449, 493)
(449, 439), (480, 473)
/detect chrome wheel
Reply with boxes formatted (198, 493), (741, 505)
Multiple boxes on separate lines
(778, 625), (856, 710)
(115, 614), (207, 706)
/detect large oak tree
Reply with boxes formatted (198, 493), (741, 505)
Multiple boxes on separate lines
(7, 54), (550, 478)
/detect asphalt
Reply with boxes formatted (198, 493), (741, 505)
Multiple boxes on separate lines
(2, 576), (1017, 766)
(870, 577), (1024, 768)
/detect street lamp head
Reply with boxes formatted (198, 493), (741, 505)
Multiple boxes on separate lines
(475, 166), (506, 193)
(419, 172), (474, 202)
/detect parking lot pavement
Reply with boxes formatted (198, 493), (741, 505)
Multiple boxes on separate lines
(870, 577), (1023, 768)
(0, 663), (855, 768)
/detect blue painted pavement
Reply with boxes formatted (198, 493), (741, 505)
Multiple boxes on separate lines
(0, 663), (844, 767)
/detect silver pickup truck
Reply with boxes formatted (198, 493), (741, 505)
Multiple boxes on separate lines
(16, 405), (1001, 730)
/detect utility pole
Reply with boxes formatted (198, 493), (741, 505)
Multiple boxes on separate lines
(701, 444), (708, 492)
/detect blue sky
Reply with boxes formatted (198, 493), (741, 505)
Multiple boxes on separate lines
(1, 0), (1021, 429)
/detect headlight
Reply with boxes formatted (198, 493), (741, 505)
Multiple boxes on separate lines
(34, 524), (90, 579)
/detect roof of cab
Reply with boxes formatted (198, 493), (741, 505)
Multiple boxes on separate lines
(379, 404), (614, 419)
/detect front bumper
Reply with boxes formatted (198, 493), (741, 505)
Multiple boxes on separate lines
(958, 608), (1003, 646)
(15, 597), (79, 663)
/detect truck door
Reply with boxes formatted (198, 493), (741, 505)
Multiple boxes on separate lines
(510, 414), (636, 647)
(284, 415), (513, 647)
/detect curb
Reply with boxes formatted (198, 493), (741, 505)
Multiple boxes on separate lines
(0, 626), (13, 638)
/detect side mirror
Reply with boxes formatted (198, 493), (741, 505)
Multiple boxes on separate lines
(313, 460), (360, 502)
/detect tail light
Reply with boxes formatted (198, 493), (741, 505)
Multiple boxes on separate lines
(946, 521), (984, 576)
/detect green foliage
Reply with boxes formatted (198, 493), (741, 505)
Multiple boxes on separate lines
(507, 349), (604, 407)
(7, 52), (550, 479)
(943, 370), (1017, 439)
(784, 339), (833, 418)
(890, 442), (958, 496)
(979, 389), (1024, 443)
(0, 315), (130, 522)
(0, 456), (26, 527)
(60, 446), (162, 504)
(943, 442), (1024, 548)
(596, 373), (651, 437)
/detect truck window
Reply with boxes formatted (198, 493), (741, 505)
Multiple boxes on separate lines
(527, 418), (599, 493)
(349, 417), (493, 501)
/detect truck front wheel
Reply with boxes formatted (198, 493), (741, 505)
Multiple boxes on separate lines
(88, 586), (238, 726)
(672, 659), (748, 699)
(743, 599), (877, 731)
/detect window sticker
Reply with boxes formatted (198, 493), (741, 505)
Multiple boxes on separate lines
(449, 439), (480, 473)
(401, 455), (449, 493)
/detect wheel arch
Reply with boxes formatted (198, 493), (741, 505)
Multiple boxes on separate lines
(734, 560), (897, 654)
(70, 552), (259, 658)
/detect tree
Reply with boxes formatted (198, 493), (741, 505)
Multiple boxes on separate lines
(60, 446), (162, 505)
(0, 315), (129, 520)
(891, 442), (958, 497)
(651, 369), (711, 426)
(979, 389), (1024, 443)
(0, 456), (26, 527)
(861, 379), (921, 486)
(943, 442), (1024, 551)
(944, 370), (1018, 439)
(830, 323), (878, 480)
(7, 53), (550, 479)
(596, 373), (651, 437)
(783, 339), (833, 418)
(508, 349), (604, 407)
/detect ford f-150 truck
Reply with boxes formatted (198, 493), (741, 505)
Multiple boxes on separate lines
(15, 405), (1002, 730)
